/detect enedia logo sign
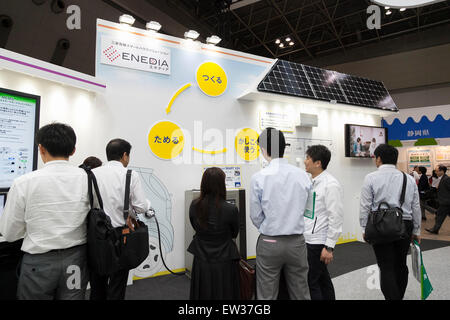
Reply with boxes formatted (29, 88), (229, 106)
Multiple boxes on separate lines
(371, 0), (445, 8)
(100, 36), (171, 75)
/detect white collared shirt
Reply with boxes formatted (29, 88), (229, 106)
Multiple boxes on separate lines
(304, 171), (344, 248)
(360, 164), (421, 236)
(0, 160), (90, 254)
(92, 161), (151, 228)
(250, 158), (311, 236)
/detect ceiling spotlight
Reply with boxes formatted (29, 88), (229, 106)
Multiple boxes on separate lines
(146, 21), (161, 32)
(385, 9), (392, 15)
(289, 41), (294, 46)
(400, 8), (406, 11)
(119, 14), (135, 26)
(184, 30), (200, 40)
(279, 43), (284, 48)
(275, 39), (280, 44)
(285, 37), (291, 42)
(385, 6), (390, 9)
(206, 35), (222, 45)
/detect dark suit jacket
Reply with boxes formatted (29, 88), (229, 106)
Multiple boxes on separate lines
(187, 198), (240, 262)
(418, 174), (430, 196)
(437, 174), (450, 207)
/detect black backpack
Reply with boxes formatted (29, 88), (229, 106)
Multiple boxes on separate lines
(82, 166), (120, 276)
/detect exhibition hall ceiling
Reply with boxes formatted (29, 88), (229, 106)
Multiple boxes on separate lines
(0, 0), (449, 109)
(156, 0), (450, 65)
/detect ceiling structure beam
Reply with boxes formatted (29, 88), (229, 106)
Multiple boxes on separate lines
(230, 8), (276, 57)
(319, 0), (346, 51)
(242, 2), (449, 54)
(266, 0), (314, 58)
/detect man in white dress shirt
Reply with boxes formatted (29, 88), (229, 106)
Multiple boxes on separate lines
(89, 138), (151, 300)
(303, 145), (344, 300)
(0, 123), (90, 300)
(250, 127), (311, 300)
(360, 144), (421, 300)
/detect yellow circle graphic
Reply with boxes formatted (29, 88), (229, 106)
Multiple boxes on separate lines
(148, 121), (185, 160)
(196, 62), (228, 97)
(235, 128), (260, 161)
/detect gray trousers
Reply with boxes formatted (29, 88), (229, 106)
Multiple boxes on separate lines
(256, 234), (310, 300)
(17, 244), (88, 300)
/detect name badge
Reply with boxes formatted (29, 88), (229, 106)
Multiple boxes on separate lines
(304, 190), (316, 220)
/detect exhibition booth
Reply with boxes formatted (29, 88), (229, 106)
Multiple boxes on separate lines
(382, 105), (450, 175)
(0, 18), (399, 286)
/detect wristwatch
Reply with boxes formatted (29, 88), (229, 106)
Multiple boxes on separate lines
(324, 246), (334, 253)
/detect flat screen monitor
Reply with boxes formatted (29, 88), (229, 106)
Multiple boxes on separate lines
(345, 124), (388, 158)
(0, 88), (40, 192)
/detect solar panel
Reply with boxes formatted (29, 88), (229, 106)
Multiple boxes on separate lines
(338, 75), (398, 111)
(302, 65), (347, 103)
(257, 60), (315, 99)
(257, 59), (398, 112)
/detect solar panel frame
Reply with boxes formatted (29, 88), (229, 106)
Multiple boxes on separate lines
(257, 59), (398, 112)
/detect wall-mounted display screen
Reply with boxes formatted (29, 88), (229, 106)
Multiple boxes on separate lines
(345, 124), (387, 158)
(0, 88), (40, 191)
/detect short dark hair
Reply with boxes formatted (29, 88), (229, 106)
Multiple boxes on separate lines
(257, 127), (286, 158)
(419, 166), (427, 175)
(36, 123), (76, 158)
(82, 156), (102, 169)
(106, 139), (132, 161)
(373, 144), (398, 165)
(438, 165), (447, 174)
(306, 145), (331, 170)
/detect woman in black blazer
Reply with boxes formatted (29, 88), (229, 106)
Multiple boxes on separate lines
(187, 167), (241, 300)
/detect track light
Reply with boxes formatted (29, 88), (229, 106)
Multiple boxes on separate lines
(289, 41), (294, 46)
(385, 10), (392, 15)
(285, 37), (291, 42)
(279, 43), (284, 48)
(400, 8), (406, 11)
(146, 21), (161, 32)
(184, 30), (200, 40)
(119, 14), (135, 26)
(206, 35), (221, 45)
(275, 39), (280, 44)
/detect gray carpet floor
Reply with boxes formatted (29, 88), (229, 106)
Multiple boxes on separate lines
(114, 239), (450, 300)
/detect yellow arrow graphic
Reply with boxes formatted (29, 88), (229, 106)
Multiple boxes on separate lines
(192, 147), (227, 155)
(166, 83), (192, 114)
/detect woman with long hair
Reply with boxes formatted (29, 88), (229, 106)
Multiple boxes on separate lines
(187, 167), (241, 300)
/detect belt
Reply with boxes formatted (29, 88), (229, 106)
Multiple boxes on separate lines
(48, 243), (86, 253)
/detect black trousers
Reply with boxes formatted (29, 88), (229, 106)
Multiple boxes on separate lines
(89, 269), (129, 300)
(432, 205), (450, 232)
(372, 220), (413, 300)
(306, 243), (335, 300)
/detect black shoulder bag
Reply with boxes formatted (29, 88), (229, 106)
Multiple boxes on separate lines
(82, 166), (120, 276)
(364, 172), (408, 245)
(116, 170), (150, 270)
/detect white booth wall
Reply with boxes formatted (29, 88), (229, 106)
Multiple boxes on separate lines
(0, 19), (390, 279)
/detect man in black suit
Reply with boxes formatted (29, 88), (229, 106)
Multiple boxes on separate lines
(426, 165), (450, 234)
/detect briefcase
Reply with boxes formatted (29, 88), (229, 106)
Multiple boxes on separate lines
(365, 172), (407, 245)
(116, 170), (149, 270)
(239, 258), (255, 300)
(82, 166), (120, 276)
